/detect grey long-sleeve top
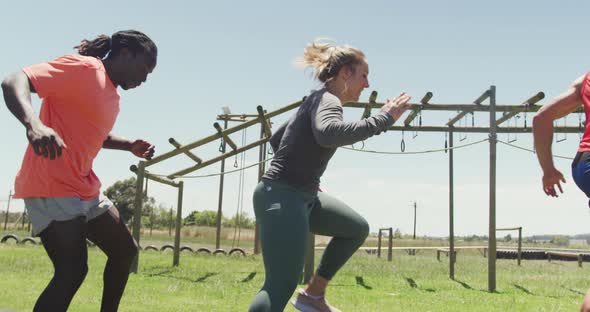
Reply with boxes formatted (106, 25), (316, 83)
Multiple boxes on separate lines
(263, 88), (394, 193)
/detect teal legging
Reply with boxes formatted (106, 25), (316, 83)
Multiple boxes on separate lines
(248, 179), (369, 312)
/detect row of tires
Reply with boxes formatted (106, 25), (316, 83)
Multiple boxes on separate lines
(142, 244), (247, 256)
(1, 234), (247, 256)
(496, 250), (590, 261)
(1, 234), (36, 245)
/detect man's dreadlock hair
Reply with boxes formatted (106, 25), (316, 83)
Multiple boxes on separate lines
(75, 30), (157, 66)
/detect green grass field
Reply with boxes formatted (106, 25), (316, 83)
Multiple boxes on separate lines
(0, 241), (587, 312)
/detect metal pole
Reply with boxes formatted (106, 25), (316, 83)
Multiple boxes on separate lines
(488, 86), (497, 292)
(413, 201), (417, 240)
(3, 190), (12, 231)
(173, 181), (184, 266)
(517, 227), (522, 266)
(131, 161), (146, 273)
(254, 122), (266, 255)
(449, 128), (455, 280)
(215, 118), (228, 250)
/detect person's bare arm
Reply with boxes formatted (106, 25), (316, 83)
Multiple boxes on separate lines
(2, 71), (66, 159)
(533, 75), (584, 197)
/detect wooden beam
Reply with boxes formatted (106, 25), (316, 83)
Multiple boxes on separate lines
(495, 92), (545, 126)
(447, 111), (470, 126)
(474, 89), (491, 105)
(497, 227), (522, 231)
(168, 138), (202, 164)
(345, 102), (584, 113)
(130, 165), (180, 187)
(495, 112), (519, 126)
(361, 91), (378, 119)
(388, 125), (581, 133)
(214, 122), (238, 151)
(404, 92), (432, 126)
(167, 138), (269, 178)
(257, 106), (272, 138)
(145, 100), (302, 168)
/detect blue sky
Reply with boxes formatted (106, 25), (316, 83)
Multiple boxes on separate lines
(2, 0), (590, 236)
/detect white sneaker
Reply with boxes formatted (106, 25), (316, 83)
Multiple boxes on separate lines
(291, 288), (342, 312)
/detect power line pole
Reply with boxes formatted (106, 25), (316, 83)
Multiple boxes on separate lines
(413, 201), (417, 240)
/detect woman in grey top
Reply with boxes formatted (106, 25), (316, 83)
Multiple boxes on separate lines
(249, 40), (411, 312)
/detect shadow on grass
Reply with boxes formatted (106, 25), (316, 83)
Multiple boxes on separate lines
(509, 284), (563, 299)
(143, 266), (173, 277)
(562, 285), (584, 295)
(355, 276), (372, 290)
(241, 272), (257, 283)
(513, 284), (533, 295)
(448, 278), (504, 294)
(405, 277), (435, 292)
(405, 277), (418, 288)
(142, 267), (219, 284)
(454, 279), (473, 290)
(195, 272), (218, 282)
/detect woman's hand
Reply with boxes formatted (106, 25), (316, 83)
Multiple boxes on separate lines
(381, 92), (412, 121)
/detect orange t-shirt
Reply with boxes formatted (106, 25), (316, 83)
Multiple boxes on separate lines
(14, 55), (120, 199)
(579, 71), (590, 152)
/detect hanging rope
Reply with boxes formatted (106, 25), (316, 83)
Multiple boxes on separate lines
(232, 128), (248, 248)
(342, 138), (489, 155)
(400, 130), (406, 152)
(151, 136), (575, 181)
(555, 117), (568, 143)
(496, 139), (574, 160)
(158, 157), (273, 179)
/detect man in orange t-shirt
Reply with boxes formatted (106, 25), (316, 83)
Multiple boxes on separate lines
(1, 30), (157, 312)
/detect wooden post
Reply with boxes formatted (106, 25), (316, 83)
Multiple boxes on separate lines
(454, 126), (455, 280)
(254, 121), (266, 255)
(168, 207), (173, 236)
(578, 254), (583, 268)
(413, 201), (417, 240)
(388, 228), (393, 262)
(146, 177), (153, 236)
(131, 161), (146, 273)
(21, 212), (26, 230)
(517, 227), (522, 266)
(215, 118), (228, 250)
(3, 190), (12, 231)
(377, 230), (382, 258)
(488, 86), (497, 292)
(173, 181), (184, 266)
(437, 250), (441, 261)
